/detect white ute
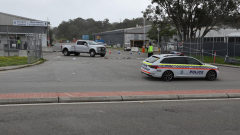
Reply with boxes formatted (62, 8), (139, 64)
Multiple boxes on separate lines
(61, 40), (106, 57)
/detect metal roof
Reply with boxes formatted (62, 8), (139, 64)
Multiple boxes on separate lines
(227, 32), (240, 37)
(0, 12), (40, 21)
(93, 25), (152, 35)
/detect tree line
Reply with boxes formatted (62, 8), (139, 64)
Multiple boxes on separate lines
(52, 0), (240, 43)
(52, 18), (151, 40)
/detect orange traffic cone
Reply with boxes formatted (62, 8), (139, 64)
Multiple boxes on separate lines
(109, 50), (111, 54)
(213, 51), (216, 63)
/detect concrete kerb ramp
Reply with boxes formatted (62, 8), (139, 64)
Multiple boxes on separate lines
(42, 47), (53, 52)
(153, 47), (159, 52)
(113, 45), (117, 48)
(131, 47), (139, 52)
(18, 50), (28, 57)
(0, 50), (3, 56)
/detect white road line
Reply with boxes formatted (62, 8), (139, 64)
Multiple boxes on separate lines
(0, 98), (240, 107)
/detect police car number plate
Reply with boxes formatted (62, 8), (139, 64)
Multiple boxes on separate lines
(142, 64), (150, 71)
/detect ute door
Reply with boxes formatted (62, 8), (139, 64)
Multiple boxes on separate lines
(186, 57), (205, 77)
(76, 41), (83, 52)
(82, 41), (89, 52)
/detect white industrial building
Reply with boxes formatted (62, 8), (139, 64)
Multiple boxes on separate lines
(0, 12), (49, 53)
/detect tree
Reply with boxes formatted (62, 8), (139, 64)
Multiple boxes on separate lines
(55, 17), (152, 40)
(67, 25), (79, 40)
(49, 28), (54, 45)
(147, 22), (177, 42)
(143, 0), (240, 41)
(57, 21), (70, 39)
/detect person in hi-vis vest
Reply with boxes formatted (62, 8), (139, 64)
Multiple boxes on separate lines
(17, 37), (21, 49)
(146, 42), (153, 57)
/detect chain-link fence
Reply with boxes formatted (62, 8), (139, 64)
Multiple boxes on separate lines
(0, 33), (42, 64)
(161, 36), (240, 62)
(27, 34), (42, 63)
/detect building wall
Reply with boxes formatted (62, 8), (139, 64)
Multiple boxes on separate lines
(93, 26), (153, 47)
(0, 34), (47, 48)
(196, 28), (240, 38)
(93, 29), (125, 46)
(95, 33), (124, 46)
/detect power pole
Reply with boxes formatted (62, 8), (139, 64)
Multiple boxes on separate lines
(143, 17), (145, 48)
(47, 17), (50, 46)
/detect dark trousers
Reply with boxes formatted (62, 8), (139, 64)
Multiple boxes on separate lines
(148, 53), (153, 57)
(17, 44), (20, 49)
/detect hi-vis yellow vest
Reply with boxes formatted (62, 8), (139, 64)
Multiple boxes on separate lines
(148, 46), (153, 53)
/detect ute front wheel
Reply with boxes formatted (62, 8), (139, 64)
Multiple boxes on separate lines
(90, 50), (96, 57)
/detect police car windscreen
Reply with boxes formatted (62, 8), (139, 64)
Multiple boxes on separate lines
(145, 56), (160, 63)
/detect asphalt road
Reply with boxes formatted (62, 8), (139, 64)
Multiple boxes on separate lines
(0, 47), (239, 93)
(0, 99), (240, 135)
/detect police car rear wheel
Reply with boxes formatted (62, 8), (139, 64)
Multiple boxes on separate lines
(206, 70), (216, 81)
(162, 71), (173, 81)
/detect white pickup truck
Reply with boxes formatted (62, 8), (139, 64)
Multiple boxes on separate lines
(61, 40), (106, 57)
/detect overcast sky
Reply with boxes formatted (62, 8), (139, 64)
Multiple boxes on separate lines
(0, 0), (152, 27)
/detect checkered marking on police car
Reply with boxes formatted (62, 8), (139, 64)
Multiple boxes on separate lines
(158, 65), (217, 70)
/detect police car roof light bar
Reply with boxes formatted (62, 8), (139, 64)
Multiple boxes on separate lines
(171, 51), (185, 56)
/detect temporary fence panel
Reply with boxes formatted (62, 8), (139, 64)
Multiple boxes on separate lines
(0, 33), (42, 64)
(161, 36), (240, 61)
(27, 34), (42, 64)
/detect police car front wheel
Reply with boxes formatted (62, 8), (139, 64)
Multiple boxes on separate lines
(162, 71), (174, 81)
(206, 70), (217, 81)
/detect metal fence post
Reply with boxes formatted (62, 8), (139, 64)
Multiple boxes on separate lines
(161, 36), (164, 54)
(27, 33), (30, 64)
(234, 35), (236, 58)
(212, 37), (214, 57)
(227, 36), (229, 56)
(7, 26), (10, 56)
(35, 34), (37, 61)
(190, 37), (191, 56)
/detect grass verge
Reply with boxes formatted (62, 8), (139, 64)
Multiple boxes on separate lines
(191, 55), (240, 66)
(0, 56), (46, 67)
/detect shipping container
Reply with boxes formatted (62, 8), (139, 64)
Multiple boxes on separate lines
(95, 39), (105, 43)
(82, 35), (89, 40)
(89, 35), (94, 40)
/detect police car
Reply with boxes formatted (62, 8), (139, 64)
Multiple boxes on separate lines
(141, 52), (219, 81)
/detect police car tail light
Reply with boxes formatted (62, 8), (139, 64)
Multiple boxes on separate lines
(149, 65), (158, 69)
